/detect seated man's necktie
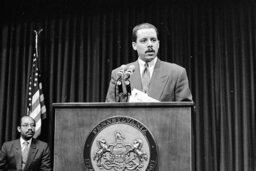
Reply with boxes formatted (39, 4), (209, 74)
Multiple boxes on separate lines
(22, 141), (29, 170)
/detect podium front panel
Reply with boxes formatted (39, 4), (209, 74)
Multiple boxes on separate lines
(53, 102), (193, 171)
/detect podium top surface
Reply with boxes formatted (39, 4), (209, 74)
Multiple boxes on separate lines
(52, 102), (194, 108)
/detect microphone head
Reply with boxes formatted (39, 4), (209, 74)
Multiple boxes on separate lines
(116, 64), (127, 80)
(128, 65), (135, 72)
(120, 64), (128, 72)
(116, 71), (123, 78)
(124, 65), (135, 80)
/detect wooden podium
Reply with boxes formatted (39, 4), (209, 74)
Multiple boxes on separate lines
(53, 102), (193, 171)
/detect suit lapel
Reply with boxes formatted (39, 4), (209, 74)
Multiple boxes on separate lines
(14, 139), (22, 171)
(148, 59), (168, 100)
(24, 139), (38, 171)
(130, 61), (143, 91)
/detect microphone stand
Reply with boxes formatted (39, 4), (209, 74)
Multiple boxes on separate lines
(115, 78), (130, 102)
(124, 80), (131, 102)
(115, 65), (134, 102)
(115, 79), (123, 102)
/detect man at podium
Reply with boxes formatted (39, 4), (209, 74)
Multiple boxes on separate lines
(106, 23), (192, 102)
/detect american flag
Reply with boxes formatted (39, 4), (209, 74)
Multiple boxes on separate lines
(27, 53), (46, 138)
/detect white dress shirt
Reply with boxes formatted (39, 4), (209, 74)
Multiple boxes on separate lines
(138, 57), (157, 79)
(20, 137), (32, 150)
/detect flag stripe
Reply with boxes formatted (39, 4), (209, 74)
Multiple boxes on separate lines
(34, 119), (41, 138)
(30, 105), (41, 119)
(32, 91), (40, 105)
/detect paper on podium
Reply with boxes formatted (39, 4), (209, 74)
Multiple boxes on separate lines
(128, 88), (160, 102)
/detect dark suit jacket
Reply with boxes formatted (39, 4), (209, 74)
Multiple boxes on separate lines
(106, 59), (192, 102)
(0, 138), (52, 171)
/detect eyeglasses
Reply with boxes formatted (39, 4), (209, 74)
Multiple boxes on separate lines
(21, 124), (36, 128)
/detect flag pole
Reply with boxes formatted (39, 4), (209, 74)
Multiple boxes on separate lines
(34, 29), (43, 62)
(27, 29), (46, 138)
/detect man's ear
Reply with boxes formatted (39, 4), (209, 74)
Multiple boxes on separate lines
(132, 42), (137, 50)
(17, 126), (21, 133)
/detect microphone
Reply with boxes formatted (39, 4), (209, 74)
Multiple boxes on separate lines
(116, 65), (127, 80)
(124, 65), (135, 80)
(116, 80), (123, 94)
(115, 65), (127, 101)
(124, 65), (135, 96)
(125, 80), (131, 95)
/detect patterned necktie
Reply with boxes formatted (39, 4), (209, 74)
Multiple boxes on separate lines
(22, 141), (29, 170)
(142, 62), (150, 93)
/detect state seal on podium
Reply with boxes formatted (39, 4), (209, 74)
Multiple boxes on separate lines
(84, 116), (158, 171)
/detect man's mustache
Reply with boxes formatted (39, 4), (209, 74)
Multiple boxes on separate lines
(145, 48), (155, 53)
(26, 131), (34, 134)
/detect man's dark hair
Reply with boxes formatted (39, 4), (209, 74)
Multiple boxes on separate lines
(132, 23), (158, 42)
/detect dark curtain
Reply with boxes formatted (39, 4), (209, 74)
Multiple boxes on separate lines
(0, 1), (255, 171)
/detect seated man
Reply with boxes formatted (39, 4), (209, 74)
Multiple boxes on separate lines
(0, 116), (52, 171)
